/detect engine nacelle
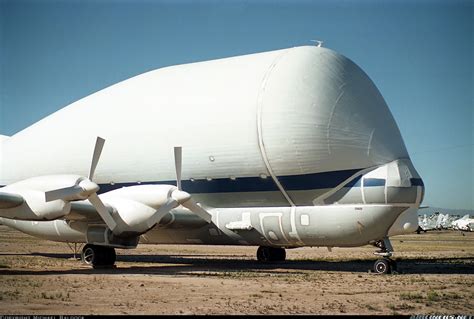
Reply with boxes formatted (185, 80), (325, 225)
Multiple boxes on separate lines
(105, 198), (159, 237)
(0, 175), (83, 220)
(99, 184), (178, 237)
(0, 189), (71, 220)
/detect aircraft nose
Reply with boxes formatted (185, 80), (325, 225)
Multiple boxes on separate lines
(318, 158), (424, 207)
(378, 159), (425, 206)
(414, 177), (425, 206)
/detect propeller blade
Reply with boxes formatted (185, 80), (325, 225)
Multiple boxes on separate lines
(45, 186), (81, 202)
(181, 199), (212, 223)
(88, 193), (117, 230)
(170, 147), (210, 223)
(174, 146), (182, 190)
(145, 198), (179, 229)
(89, 137), (105, 180)
(45, 179), (99, 202)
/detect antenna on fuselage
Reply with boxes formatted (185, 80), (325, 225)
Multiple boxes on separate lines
(310, 39), (324, 47)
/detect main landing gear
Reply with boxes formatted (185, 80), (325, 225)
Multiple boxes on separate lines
(256, 246), (286, 262)
(372, 237), (397, 274)
(81, 244), (116, 269)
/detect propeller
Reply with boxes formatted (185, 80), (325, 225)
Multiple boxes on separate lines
(152, 146), (212, 224)
(180, 197), (212, 223)
(45, 140), (210, 233)
(174, 146), (182, 190)
(144, 189), (190, 229)
(45, 137), (117, 230)
(167, 146), (212, 223)
(89, 136), (105, 180)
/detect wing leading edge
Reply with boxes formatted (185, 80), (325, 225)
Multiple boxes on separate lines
(0, 192), (24, 209)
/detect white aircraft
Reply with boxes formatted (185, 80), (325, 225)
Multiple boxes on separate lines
(0, 45), (424, 274)
(429, 212), (450, 230)
(451, 215), (474, 231)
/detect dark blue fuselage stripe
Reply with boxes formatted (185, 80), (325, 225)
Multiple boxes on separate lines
(97, 168), (365, 194)
(278, 168), (362, 191)
(345, 175), (362, 187)
(0, 173), (424, 194)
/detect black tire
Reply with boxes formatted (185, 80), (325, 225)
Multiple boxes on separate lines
(81, 244), (116, 268)
(373, 258), (392, 274)
(99, 246), (116, 266)
(273, 247), (286, 262)
(257, 246), (272, 262)
(105, 247), (116, 265)
(257, 246), (286, 262)
(82, 244), (98, 265)
(389, 259), (398, 272)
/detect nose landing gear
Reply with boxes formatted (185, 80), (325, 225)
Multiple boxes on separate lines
(372, 237), (397, 274)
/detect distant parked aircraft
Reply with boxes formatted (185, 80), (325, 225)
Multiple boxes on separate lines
(451, 215), (474, 232)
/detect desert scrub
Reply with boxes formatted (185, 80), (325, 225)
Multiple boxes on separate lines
(427, 290), (440, 302)
(364, 304), (379, 311)
(388, 303), (415, 311)
(2, 289), (21, 300)
(441, 292), (462, 300)
(399, 292), (423, 300)
(40, 291), (70, 300)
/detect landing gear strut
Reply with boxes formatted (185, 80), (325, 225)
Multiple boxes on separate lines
(256, 246), (286, 262)
(372, 237), (397, 274)
(66, 242), (83, 260)
(81, 244), (116, 269)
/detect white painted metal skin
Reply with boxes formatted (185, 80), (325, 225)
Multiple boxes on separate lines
(1, 47), (406, 186)
(0, 46), (423, 248)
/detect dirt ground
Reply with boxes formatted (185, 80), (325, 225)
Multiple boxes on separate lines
(0, 225), (472, 315)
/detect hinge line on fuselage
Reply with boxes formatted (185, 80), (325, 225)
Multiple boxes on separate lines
(256, 48), (295, 207)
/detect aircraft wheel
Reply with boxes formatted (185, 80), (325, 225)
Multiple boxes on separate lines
(389, 259), (398, 272)
(373, 258), (392, 274)
(257, 246), (286, 262)
(81, 244), (116, 268)
(257, 246), (272, 262)
(102, 246), (116, 266)
(274, 247), (286, 261)
(81, 244), (97, 266)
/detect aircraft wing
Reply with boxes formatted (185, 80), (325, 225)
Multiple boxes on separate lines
(67, 201), (112, 223)
(0, 192), (24, 209)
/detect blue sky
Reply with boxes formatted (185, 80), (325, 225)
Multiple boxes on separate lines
(0, 0), (472, 209)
